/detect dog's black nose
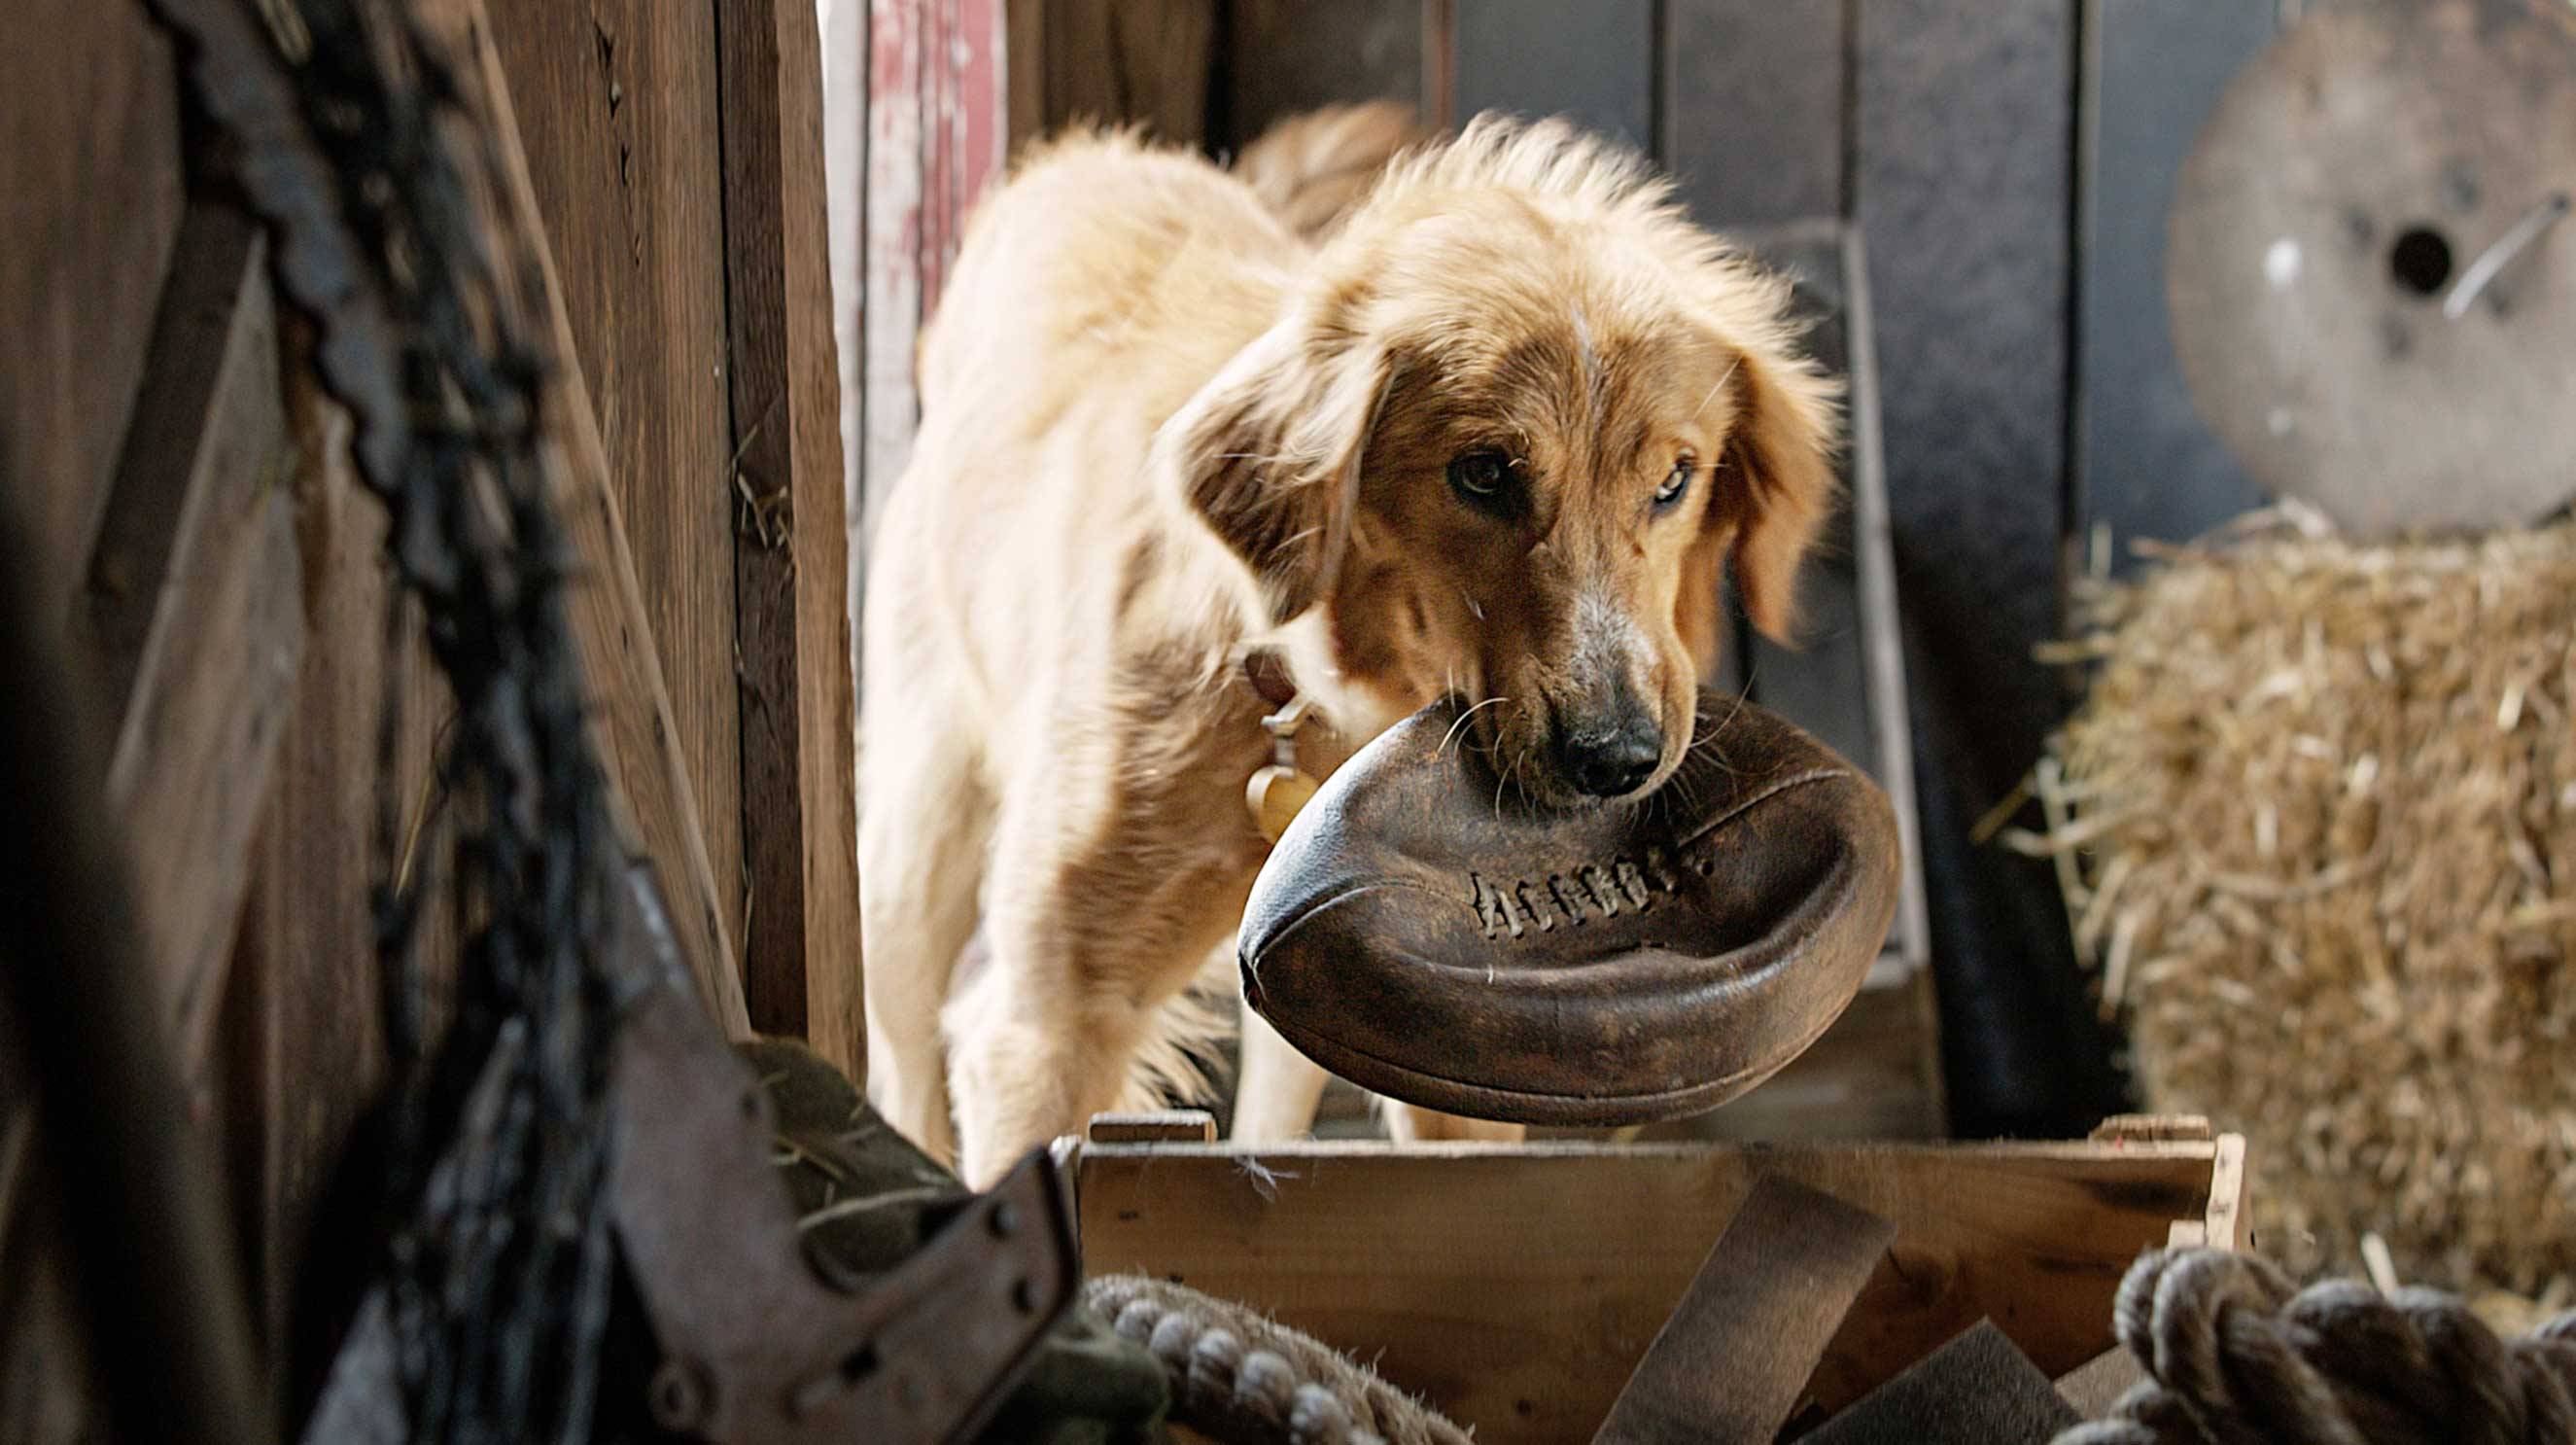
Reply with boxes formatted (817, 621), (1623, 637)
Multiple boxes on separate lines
(1559, 715), (1663, 798)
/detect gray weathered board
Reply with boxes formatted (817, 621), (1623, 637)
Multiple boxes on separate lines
(1662, 0), (1846, 229)
(2075, 0), (2274, 573)
(1452, 0), (1653, 150)
(1853, 0), (2126, 1136)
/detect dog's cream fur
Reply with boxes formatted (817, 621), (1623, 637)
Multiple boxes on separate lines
(857, 106), (1840, 1185)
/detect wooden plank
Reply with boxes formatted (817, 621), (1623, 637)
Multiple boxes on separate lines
(1854, 0), (2125, 1139)
(219, 341), (452, 1400)
(1031, 0), (1215, 146)
(1005, 0), (1045, 149)
(1741, 226), (1875, 794)
(1662, 0), (1846, 227)
(862, 0), (1005, 542)
(717, 0), (864, 1069)
(2074, 0), (2272, 572)
(1594, 1175), (1894, 1444)
(1086, 1110), (1219, 1145)
(483, 0), (746, 964)
(1452, 0), (1652, 150)
(1222, 0), (1427, 151)
(0, 0), (185, 614)
(1077, 1139), (2224, 1440)
(440, 1), (752, 1035)
(1738, 222), (1930, 972)
(83, 204), (302, 1083)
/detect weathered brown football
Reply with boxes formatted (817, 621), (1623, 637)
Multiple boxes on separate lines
(1238, 690), (1901, 1125)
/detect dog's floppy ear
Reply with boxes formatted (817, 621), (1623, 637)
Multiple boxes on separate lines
(1718, 332), (1839, 646)
(1155, 314), (1389, 624)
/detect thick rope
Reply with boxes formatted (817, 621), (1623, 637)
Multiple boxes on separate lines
(1083, 1276), (1474, 1445)
(2053, 1249), (2576, 1445)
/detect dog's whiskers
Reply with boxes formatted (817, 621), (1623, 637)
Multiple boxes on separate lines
(1439, 696), (1510, 757)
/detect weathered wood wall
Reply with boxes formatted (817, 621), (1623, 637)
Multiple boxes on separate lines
(0, 0), (861, 1429)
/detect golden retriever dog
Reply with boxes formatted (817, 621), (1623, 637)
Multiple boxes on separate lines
(857, 104), (1838, 1185)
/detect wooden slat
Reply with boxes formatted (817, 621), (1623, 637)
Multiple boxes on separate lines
(2074, 0), (2272, 572)
(1077, 1139), (2224, 1441)
(861, 0), (1006, 542)
(1853, 0), (2124, 1139)
(1742, 226), (1877, 794)
(1737, 222), (1931, 973)
(1662, 0), (1847, 228)
(441, 1), (752, 1034)
(1027, 0), (1215, 147)
(484, 0), (747, 969)
(1086, 1110), (1219, 1145)
(1222, 0), (1428, 151)
(84, 203), (302, 1083)
(1005, 0), (1045, 149)
(0, 0), (185, 613)
(717, 0), (864, 1069)
(1594, 1175), (1894, 1444)
(219, 349), (387, 1379)
(1452, 0), (1652, 149)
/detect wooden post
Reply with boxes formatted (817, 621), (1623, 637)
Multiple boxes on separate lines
(718, 0), (865, 1070)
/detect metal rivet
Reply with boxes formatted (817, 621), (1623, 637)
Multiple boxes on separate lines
(647, 1358), (715, 1431)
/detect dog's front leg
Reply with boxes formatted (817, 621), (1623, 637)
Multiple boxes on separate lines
(1231, 1005), (1331, 1142)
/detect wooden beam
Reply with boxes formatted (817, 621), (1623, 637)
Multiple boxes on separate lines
(1662, 0), (1847, 227)
(0, 0), (185, 615)
(1221, 0), (1428, 152)
(718, 0), (864, 1070)
(218, 345), (416, 1377)
(83, 202), (302, 1084)
(1024, 0), (1215, 147)
(482, 0), (748, 974)
(435, 0), (752, 1035)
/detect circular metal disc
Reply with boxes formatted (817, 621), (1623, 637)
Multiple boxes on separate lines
(2168, 0), (2576, 537)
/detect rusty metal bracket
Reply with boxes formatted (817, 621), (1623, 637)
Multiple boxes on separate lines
(608, 875), (1080, 1444)
(299, 870), (1079, 1444)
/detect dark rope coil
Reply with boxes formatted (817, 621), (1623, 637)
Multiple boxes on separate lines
(2054, 1249), (2576, 1445)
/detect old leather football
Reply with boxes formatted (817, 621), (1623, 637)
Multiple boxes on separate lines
(1238, 690), (1902, 1125)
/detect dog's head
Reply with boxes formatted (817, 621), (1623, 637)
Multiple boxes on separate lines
(1160, 117), (1838, 806)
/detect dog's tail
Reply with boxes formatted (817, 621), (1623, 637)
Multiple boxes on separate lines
(1230, 101), (1427, 242)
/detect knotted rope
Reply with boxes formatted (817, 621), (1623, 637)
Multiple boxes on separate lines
(2055, 1248), (2576, 1445)
(1084, 1275), (1473, 1445)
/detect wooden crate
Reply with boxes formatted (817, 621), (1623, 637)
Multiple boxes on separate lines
(1069, 1115), (2245, 1442)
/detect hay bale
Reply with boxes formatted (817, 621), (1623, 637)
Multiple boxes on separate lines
(2035, 508), (2576, 1295)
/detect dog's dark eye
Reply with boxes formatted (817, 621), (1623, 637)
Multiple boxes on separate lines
(1653, 456), (1695, 514)
(1446, 450), (1521, 515)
